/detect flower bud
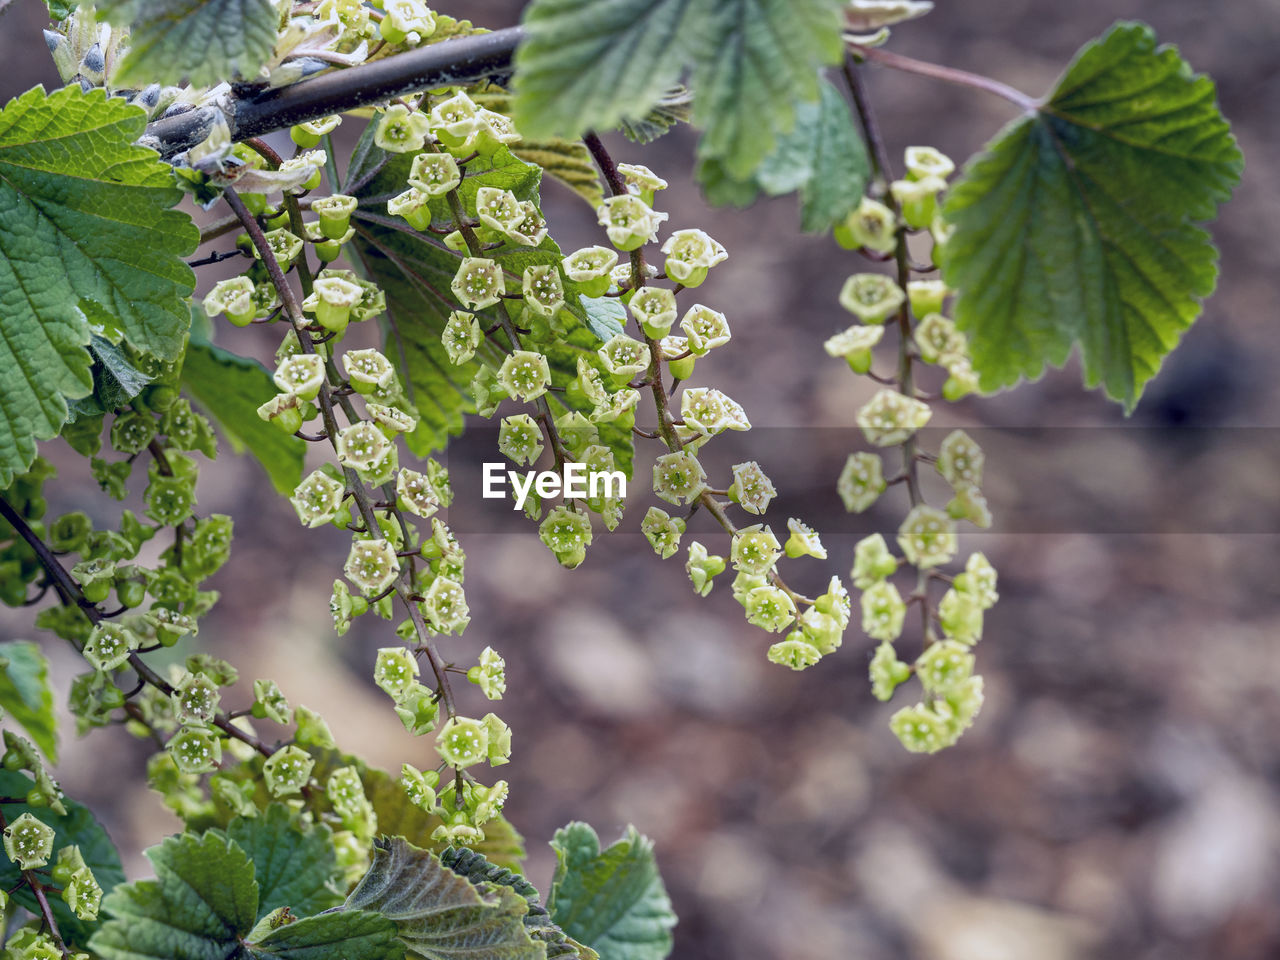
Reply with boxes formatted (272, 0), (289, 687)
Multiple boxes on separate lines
(685, 542), (725, 597)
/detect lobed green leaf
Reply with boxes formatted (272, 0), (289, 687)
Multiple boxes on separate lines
(0, 640), (58, 761)
(939, 21), (1243, 411)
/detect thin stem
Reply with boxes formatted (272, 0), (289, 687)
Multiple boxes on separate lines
(847, 42), (1039, 113)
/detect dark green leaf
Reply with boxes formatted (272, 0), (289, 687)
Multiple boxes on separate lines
(345, 837), (543, 960)
(548, 822), (675, 960)
(0, 640), (57, 761)
(0, 770), (124, 947)
(225, 804), (341, 921)
(90, 831), (259, 960)
(617, 88), (694, 145)
(0, 85), (197, 486)
(939, 21), (1243, 411)
(247, 910), (403, 960)
(181, 338), (306, 494)
(65, 334), (154, 422)
(97, 0), (280, 87)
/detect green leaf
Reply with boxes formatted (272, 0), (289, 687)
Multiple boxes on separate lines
(0, 85), (196, 487)
(618, 88), (694, 145)
(91, 831), (259, 960)
(44, 0), (75, 19)
(181, 338), (306, 494)
(514, 0), (702, 143)
(515, 0), (846, 179)
(0, 640), (57, 761)
(548, 822), (676, 960)
(97, 0), (280, 87)
(0, 770), (125, 947)
(695, 78), (869, 232)
(687, 0), (847, 179)
(65, 334), (154, 422)
(345, 837), (544, 960)
(225, 805), (341, 921)
(939, 21), (1243, 411)
(247, 910), (403, 960)
(580, 296), (627, 342)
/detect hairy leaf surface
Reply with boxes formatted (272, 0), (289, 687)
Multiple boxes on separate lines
(940, 22), (1243, 410)
(0, 640), (57, 761)
(181, 338), (306, 494)
(224, 805), (341, 921)
(548, 822), (675, 960)
(97, 0), (280, 87)
(0, 86), (196, 486)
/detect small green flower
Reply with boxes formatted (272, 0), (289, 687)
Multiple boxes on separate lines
(889, 703), (953, 754)
(312, 194), (358, 240)
(253, 678), (291, 724)
(904, 145), (955, 180)
(3, 812), (54, 869)
(948, 485), (992, 529)
(598, 334), (649, 379)
(937, 675), (984, 738)
(851, 533), (898, 589)
(290, 114), (341, 148)
(467, 646), (506, 700)
(917, 640), (975, 696)
(441, 310), (481, 365)
(861, 581), (906, 642)
(869, 641), (911, 701)
(641, 507), (686, 560)
(836, 197), (898, 254)
(539, 506), (593, 569)
(257, 228), (304, 266)
(617, 162), (668, 203)
(954, 552), (998, 609)
(387, 186), (432, 231)
(939, 587), (984, 645)
(897, 505), (957, 569)
(685, 541), (725, 597)
(168, 726), (222, 775)
(374, 103), (430, 152)
(374, 647), (419, 702)
(344, 538), (400, 595)
(171, 672), (220, 725)
(839, 273), (905, 324)
(475, 186), (523, 233)
(838, 452), (886, 513)
(328, 579), (368, 637)
(661, 228), (727, 287)
(767, 634), (823, 671)
(202, 276), (256, 326)
(409, 152), (461, 195)
(890, 176), (945, 229)
(400, 762), (439, 812)
(743, 585), (796, 633)
(83, 622), (138, 672)
(652, 451), (706, 506)
(522, 264), (565, 318)
(307, 275), (365, 333)
(392, 683), (440, 736)
(907, 280), (950, 318)
(367, 402), (417, 438)
(856, 389), (932, 447)
(422, 576), (469, 634)
(730, 524), (781, 576)
(429, 92), (481, 149)
(483, 713), (512, 766)
(815, 574), (852, 628)
(58, 847), (102, 921)
(798, 607), (844, 655)
(629, 286), (679, 338)
(436, 716), (489, 768)
(343, 348), (396, 394)
(497, 350), (551, 402)
(596, 194), (668, 250)
(722, 462), (773, 516)
(914, 312), (967, 364)
(263, 745), (315, 797)
(680, 305), (731, 355)
(273, 354), (325, 402)
(336, 422), (390, 472)
(555, 411), (599, 454)
(395, 468), (441, 519)
(562, 245), (618, 296)
(499, 414), (544, 465)
(942, 355), (980, 401)
(824, 324), (885, 374)
(784, 518), (826, 559)
(451, 257), (504, 310)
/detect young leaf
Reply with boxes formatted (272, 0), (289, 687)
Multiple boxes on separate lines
(687, 0), (847, 179)
(580, 296), (627, 342)
(0, 640), (58, 761)
(90, 832), (260, 960)
(246, 910), (402, 960)
(0, 86), (197, 487)
(547, 822), (676, 960)
(344, 836), (544, 960)
(0, 770), (125, 946)
(96, 0), (280, 87)
(514, 0), (702, 143)
(939, 21), (1243, 411)
(181, 339), (306, 495)
(224, 804), (342, 921)
(65, 335), (154, 422)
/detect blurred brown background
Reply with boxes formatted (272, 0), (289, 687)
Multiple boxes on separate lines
(2, 1), (1279, 958)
